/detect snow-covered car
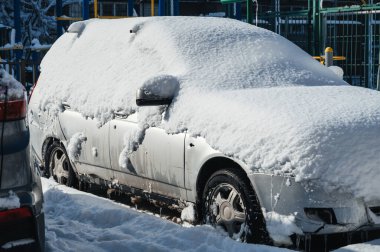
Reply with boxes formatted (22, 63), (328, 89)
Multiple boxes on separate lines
(28, 17), (380, 249)
(0, 70), (44, 251)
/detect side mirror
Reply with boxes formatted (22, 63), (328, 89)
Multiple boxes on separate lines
(136, 75), (179, 107)
(136, 88), (173, 106)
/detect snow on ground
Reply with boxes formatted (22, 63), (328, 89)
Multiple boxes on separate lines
(31, 17), (380, 202)
(334, 239), (380, 252)
(42, 178), (291, 252)
(42, 178), (380, 251)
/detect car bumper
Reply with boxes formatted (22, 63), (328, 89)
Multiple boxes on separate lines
(249, 174), (380, 235)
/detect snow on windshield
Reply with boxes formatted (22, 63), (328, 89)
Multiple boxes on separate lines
(33, 17), (380, 202)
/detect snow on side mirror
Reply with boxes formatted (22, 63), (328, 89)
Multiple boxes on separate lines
(136, 75), (179, 106)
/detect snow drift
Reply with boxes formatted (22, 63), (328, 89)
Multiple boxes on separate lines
(32, 17), (380, 201)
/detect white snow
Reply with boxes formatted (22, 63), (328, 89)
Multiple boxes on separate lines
(42, 177), (292, 252)
(67, 132), (87, 161)
(181, 202), (196, 223)
(0, 190), (20, 210)
(0, 69), (25, 100)
(328, 66), (344, 79)
(41, 177), (380, 251)
(262, 210), (303, 246)
(32, 17), (380, 203)
(334, 239), (380, 252)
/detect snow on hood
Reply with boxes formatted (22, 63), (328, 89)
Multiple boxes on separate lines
(33, 17), (380, 201)
(163, 85), (380, 201)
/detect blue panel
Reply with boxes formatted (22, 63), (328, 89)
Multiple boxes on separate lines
(159, 0), (165, 16)
(128, 0), (134, 16)
(82, 0), (89, 20)
(56, 0), (63, 37)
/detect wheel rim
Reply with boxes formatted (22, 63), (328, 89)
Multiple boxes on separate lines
(49, 147), (70, 185)
(207, 183), (247, 240)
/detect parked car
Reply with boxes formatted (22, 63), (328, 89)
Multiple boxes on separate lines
(0, 69), (44, 251)
(28, 17), (380, 249)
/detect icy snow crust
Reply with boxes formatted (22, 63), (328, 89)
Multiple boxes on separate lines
(35, 17), (380, 201)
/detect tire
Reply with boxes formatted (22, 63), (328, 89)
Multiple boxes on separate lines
(45, 142), (78, 188)
(202, 168), (272, 244)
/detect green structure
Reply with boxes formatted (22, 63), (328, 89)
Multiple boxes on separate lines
(223, 1), (380, 89)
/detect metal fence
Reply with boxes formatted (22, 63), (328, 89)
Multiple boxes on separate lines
(0, 60), (39, 89)
(257, 4), (380, 90)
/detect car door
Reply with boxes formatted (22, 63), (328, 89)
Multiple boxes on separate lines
(109, 112), (186, 198)
(58, 107), (112, 181)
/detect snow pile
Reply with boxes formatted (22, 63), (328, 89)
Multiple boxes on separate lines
(0, 191), (20, 210)
(0, 69), (24, 100)
(334, 239), (380, 252)
(67, 132), (87, 161)
(181, 202), (196, 223)
(262, 210), (302, 245)
(42, 178), (291, 252)
(33, 17), (380, 201)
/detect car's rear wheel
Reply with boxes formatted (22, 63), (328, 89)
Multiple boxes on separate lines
(202, 168), (271, 244)
(45, 142), (77, 188)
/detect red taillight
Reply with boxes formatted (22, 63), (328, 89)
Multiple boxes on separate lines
(0, 207), (32, 223)
(0, 98), (26, 121)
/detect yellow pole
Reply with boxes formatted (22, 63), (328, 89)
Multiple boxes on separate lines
(94, 0), (98, 18)
(151, 0), (154, 16)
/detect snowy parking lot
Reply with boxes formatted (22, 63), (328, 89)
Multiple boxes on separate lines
(43, 178), (380, 252)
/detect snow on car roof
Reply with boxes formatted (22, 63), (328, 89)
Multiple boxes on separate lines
(34, 17), (380, 201)
(37, 16), (346, 122)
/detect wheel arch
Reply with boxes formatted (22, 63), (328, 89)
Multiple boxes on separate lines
(41, 137), (61, 163)
(195, 156), (254, 206)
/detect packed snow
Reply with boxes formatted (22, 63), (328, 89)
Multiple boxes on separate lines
(42, 178), (291, 252)
(0, 190), (20, 210)
(32, 17), (380, 205)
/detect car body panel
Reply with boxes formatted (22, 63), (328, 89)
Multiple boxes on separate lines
(58, 109), (112, 181)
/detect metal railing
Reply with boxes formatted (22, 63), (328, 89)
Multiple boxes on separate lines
(257, 4), (380, 90)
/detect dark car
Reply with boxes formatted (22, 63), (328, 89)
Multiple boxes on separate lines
(0, 69), (44, 251)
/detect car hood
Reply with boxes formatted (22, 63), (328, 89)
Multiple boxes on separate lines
(162, 85), (380, 201)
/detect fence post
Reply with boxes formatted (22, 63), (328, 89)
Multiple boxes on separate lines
(159, 0), (165, 16)
(246, 0), (253, 24)
(325, 47), (333, 67)
(56, 0), (63, 37)
(312, 0), (320, 56)
(82, 0), (89, 20)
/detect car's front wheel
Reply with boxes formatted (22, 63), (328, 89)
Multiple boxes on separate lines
(202, 168), (271, 244)
(45, 142), (77, 188)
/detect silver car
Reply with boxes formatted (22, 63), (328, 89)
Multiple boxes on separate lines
(28, 17), (380, 249)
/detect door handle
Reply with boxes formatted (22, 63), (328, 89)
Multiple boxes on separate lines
(62, 101), (71, 110)
(114, 111), (127, 118)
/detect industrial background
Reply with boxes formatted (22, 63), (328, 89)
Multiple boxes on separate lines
(0, 0), (379, 90)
